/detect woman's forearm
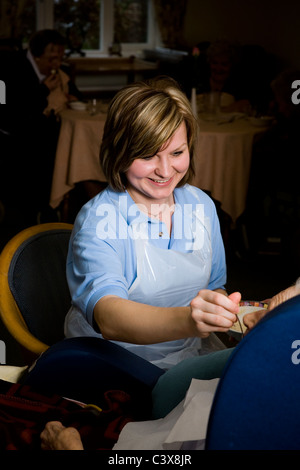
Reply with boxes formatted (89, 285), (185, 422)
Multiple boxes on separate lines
(93, 295), (196, 344)
(93, 289), (239, 345)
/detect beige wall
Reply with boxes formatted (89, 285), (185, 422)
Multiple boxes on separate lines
(183, 0), (300, 69)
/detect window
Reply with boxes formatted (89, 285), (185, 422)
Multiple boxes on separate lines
(53, 0), (101, 51)
(34, 0), (160, 56)
(114, 0), (148, 44)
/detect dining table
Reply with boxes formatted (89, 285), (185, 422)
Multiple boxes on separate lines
(192, 113), (269, 224)
(50, 107), (107, 211)
(50, 107), (269, 225)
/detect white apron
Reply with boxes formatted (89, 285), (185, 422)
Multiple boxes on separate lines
(65, 201), (224, 369)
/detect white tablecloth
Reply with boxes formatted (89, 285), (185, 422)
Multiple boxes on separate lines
(50, 109), (106, 208)
(192, 115), (267, 223)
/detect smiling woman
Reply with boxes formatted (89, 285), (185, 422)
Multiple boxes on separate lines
(100, 77), (196, 192)
(64, 76), (241, 373)
(125, 122), (190, 227)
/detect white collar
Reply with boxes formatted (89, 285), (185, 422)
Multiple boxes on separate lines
(26, 49), (46, 83)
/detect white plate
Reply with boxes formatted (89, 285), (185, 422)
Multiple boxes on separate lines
(228, 302), (268, 340)
(69, 101), (87, 111)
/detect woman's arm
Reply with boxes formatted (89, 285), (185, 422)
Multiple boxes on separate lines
(94, 296), (195, 343)
(94, 290), (240, 344)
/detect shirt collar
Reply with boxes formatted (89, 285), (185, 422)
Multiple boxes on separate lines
(27, 49), (46, 83)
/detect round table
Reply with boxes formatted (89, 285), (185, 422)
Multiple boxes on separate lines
(50, 108), (107, 209)
(192, 115), (269, 223)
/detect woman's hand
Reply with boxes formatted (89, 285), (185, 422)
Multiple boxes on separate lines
(190, 290), (241, 337)
(40, 421), (84, 450)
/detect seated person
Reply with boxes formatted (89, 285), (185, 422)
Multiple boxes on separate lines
(41, 280), (300, 450)
(3, 28), (81, 126)
(64, 76), (240, 370)
(0, 29), (82, 225)
(195, 39), (251, 113)
(27, 29), (82, 116)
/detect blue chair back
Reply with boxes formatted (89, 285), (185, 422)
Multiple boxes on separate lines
(205, 294), (300, 450)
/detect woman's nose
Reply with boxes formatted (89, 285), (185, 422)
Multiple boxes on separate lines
(155, 156), (172, 177)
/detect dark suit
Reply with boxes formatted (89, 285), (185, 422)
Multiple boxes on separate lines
(0, 50), (79, 226)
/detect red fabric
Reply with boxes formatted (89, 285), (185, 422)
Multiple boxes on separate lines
(0, 380), (134, 450)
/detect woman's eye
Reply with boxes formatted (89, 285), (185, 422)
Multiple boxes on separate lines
(141, 154), (156, 160)
(173, 150), (183, 156)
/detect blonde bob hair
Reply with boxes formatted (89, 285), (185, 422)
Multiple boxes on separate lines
(99, 77), (198, 192)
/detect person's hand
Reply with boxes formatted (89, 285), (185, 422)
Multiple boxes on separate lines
(40, 421), (84, 450)
(190, 290), (241, 337)
(243, 307), (268, 332)
(243, 284), (300, 333)
(43, 72), (61, 91)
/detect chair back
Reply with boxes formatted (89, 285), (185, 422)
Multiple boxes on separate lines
(205, 294), (300, 450)
(0, 223), (73, 355)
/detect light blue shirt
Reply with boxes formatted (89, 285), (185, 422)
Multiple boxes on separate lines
(66, 184), (227, 330)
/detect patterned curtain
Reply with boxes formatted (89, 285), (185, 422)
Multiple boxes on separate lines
(153, 0), (188, 49)
(0, 0), (25, 38)
(0, 0), (35, 41)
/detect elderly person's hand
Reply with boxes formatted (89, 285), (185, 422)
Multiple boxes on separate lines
(40, 421), (84, 450)
(243, 282), (300, 333)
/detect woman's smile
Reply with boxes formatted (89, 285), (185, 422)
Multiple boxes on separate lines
(125, 122), (190, 209)
(148, 176), (174, 185)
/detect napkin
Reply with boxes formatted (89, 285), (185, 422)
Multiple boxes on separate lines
(44, 69), (70, 116)
(113, 378), (219, 450)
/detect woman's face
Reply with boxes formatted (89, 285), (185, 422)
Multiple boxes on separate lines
(125, 121), (190, 206)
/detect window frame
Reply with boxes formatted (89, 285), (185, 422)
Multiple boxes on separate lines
(36, 0), (161, 57)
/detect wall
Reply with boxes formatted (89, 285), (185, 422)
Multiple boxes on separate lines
(183, 0), (300, 69)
